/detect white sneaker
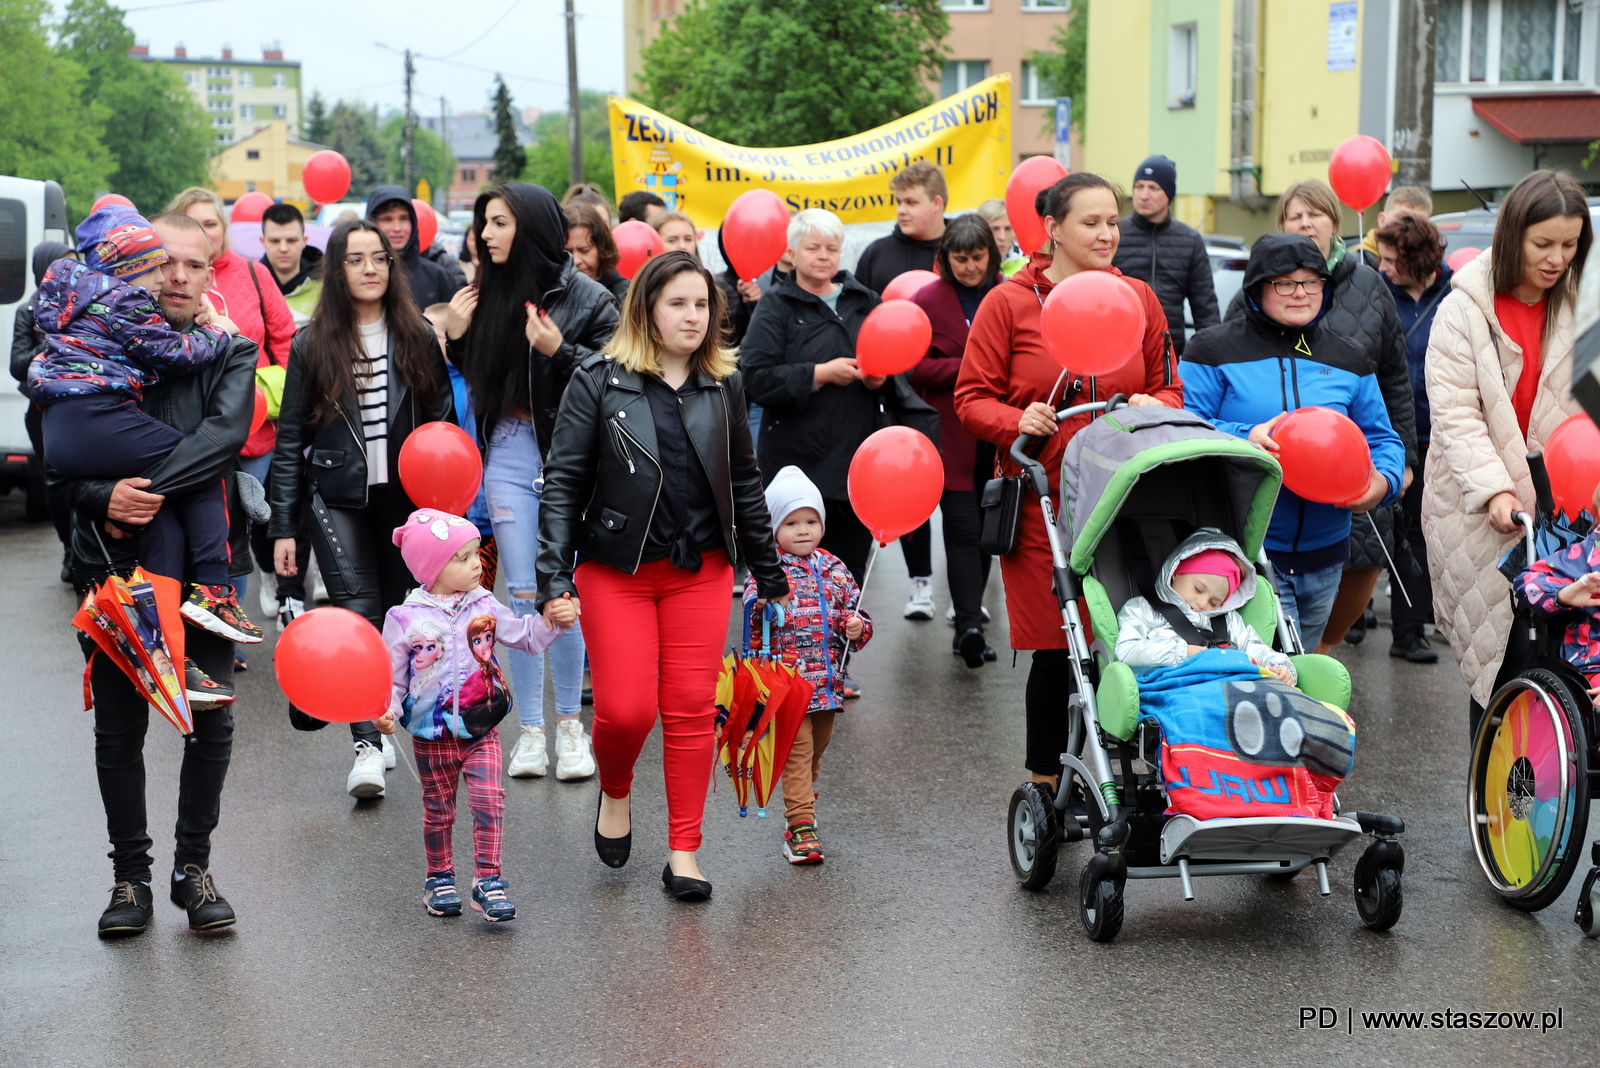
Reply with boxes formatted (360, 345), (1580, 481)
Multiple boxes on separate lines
(380, 732), (397, 770)
(310, 565), (329, 605)
(257, 571), (279, 618)
(944, 605), (992, 625)
(277, 596), (305, 632)
(507, 725), (549, 778)
(554, 718), (597, 781)
(347, 741), (386, 799)
(903, 576), (935, 620)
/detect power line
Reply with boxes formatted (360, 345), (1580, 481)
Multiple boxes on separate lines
(437, 0), (522, 60)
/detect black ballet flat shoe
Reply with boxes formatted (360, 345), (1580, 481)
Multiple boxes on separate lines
(594, 791), (631, 869)
(956, 627), (987, 669)
(661, 863), (712, 902)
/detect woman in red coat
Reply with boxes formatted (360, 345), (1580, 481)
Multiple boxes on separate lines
(910, 214), (1005, 668)
(954, 172), (1182, 789)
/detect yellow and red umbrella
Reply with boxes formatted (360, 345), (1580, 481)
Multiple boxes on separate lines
(74, 568), (192, 736)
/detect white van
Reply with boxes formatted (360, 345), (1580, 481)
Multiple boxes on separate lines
(0, 176), (69, 518)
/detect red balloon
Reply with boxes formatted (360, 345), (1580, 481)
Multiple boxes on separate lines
(1006, 155), (1069, 257)
(847, 426), (944, 545)
(413, 200), (438, 250)
(230, 191), (274, 223)
(274, 607), (392, 723)
(1544, 414), (1600, 518)
(721, 189), (789, 281)
(250, 386), (268, 435)
(398, 421), (482, 515)
(1328, 135), (1392, 212)
(880, 269), (941, 303)
(91, 193), (135, 213)
(301, 149), (352, 204)
(856, 300), (933, 377)
(615, 219), (665, 280)
(1040, 270), (1145, 376)
(1271, 407), (1373, 505)
(1446, 246), (1483, 272)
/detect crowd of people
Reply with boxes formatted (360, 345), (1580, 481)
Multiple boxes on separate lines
(10, 148), (1593, 938)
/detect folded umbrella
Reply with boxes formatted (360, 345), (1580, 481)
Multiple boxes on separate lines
(75, 567), (192, 736)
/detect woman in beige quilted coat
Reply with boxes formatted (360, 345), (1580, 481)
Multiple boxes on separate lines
(1421, 170), (1591, 730)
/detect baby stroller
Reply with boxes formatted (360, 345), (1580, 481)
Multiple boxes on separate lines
(1003, 398), (1406, 942)
(1466, 452), (1600, 936)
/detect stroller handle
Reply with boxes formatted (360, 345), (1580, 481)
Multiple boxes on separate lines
(1009, 394), (1130, 496)
(1526, 451), (1557, 517)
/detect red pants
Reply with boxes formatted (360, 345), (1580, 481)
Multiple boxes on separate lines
(412, 728), (504, 879)
(577, 549), (733, 852)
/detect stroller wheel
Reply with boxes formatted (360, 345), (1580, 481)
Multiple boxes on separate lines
(1576, 867), (1600, 938)
(1007, 783), (1059, 891)
(1079, 862), (1125, 943)
(1354, 840), (1404, 932)
(1467, 669), (1591, 913)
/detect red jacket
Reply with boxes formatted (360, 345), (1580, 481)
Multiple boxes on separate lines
(954, 255), (1182, 648)
(909, 277), (987, 492)
(210, 250), (295, 457)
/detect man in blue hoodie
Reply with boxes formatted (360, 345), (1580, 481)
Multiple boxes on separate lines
(366, 186), (461, 309)
(1181, 232), (1404, 646)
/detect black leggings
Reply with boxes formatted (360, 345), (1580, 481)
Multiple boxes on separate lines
(1026, 649), (1077, 776)
(941, 487), (992, 637)
(304, 485), (414, 744)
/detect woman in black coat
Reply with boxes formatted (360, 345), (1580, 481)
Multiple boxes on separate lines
(269, 218), (453, 797)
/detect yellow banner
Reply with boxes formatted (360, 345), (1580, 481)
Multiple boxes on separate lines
(608, 75), (1013, 228)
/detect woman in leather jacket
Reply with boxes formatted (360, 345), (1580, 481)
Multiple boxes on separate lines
(536, 251), (787, 901)
(268, 219), (453, 795)
(446, 183), (619, 782)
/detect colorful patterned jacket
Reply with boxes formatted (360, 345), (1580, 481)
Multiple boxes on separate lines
(1516, 529), (1600, 679)
(742, 548), (873, 713)
(26, 258), (229, 406)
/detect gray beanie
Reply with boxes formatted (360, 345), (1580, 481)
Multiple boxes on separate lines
(1133, 154), (1177, 204)
(764, 465), (826, 536)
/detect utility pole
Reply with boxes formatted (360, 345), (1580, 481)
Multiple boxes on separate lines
(565, 0), (582, 188)
(1392, 0), (1436, 189)
(404, 48), (416, 194)
(440, 95), (448, 209)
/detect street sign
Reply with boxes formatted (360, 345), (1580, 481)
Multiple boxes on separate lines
(1055, 98), (1072, 168)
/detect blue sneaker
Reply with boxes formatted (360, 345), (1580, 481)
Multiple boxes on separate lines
(423, 874), (462, 917)
(471, 877), (516, 922)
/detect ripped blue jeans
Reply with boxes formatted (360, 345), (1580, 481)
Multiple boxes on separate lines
(484, 418), (586, 727)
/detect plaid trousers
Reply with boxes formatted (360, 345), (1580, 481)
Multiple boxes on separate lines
(412, 727), (505, 879)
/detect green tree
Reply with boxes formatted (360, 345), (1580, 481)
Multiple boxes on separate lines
(325, 101), (386, 198)
(56, 0), (212, 213)
(490, 75), (525, 182)
(304, 90), (330, 144)
(638, 0), (948, 146)
(1024, 10), (1086, 136)
(379, 115), (456, 200)
(523, 90), (613, 200)
(0, 0), (112, 218)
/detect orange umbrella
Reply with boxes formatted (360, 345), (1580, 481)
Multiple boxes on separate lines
(747, 656), (813, 817)
(74, 568), (192, 736)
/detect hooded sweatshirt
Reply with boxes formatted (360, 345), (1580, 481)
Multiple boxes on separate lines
(1181, 233), (1404, 566)
(365, 185), (461, 309)
(382, 584), (561, 741)
(853, 224), (944, 296)
(1114, 528), (1294, 681)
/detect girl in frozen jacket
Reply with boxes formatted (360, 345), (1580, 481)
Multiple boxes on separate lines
(375, 508), (576, 923)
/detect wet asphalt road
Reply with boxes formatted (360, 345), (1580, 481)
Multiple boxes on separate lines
(2, 495), (1598, 1068)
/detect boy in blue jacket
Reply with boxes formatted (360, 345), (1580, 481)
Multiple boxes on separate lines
(1181, 233), (1403, 647)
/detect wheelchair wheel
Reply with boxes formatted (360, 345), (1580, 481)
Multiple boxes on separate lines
(1007, 782), (1058, 891)
(1079, 861), (1125, 943)
(1468, 669), (1591, 913)
(1575, 866), (1600, 939)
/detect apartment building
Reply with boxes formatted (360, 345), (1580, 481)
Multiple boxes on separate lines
(129, 41), (303, 146)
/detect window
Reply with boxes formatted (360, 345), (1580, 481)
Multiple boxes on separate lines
(1436, 0), (1588, 83)
(237, 71), (253, 88)
(239, 104), (254, 120)
(940, 60), (989, 97)
(272, 72), (287, 89)
(1020, 61), (1054, 105)
(940, 0), (987, 9)
(184, 71), (199, 86)
(0, 199), (26, 304)
(272, 104), (287, 119)
(463, 167), (477, 182)
(1168, 22), (1198, 108)
(211, 116), (232, 128)
(246, 181), (256, 192)
(246, 149), (260, 160)
(1021, 0), (1069, 8)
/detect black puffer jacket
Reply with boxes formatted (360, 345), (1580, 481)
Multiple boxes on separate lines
(535, 355), (787, 605)
(448, 256), (620, 457)
(1227, 249), (1417, 570)
(366, 186), (462, 309)
(740, 271), (938, 498)
(1113, 213), (1219, 355)
(267, 329), (454, 537)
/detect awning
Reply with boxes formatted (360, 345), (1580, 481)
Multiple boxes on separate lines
(1471, 93), (1600, 145)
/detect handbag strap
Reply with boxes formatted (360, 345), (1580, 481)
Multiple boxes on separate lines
(1402, 286), (1448, 345)
(246, 262), (276, 366)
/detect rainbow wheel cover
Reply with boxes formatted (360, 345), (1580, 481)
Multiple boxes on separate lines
(1471, 680), (1576, 896)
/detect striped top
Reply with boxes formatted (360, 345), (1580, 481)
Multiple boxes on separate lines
(357, 319), (389, 486)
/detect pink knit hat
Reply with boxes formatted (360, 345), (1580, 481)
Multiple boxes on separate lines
(392, 508), (481, 588)
(1173, 548), (1241, 598)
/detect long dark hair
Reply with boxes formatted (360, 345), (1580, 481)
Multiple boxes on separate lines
(935, 214), (1002, 289)
(302, 219), (439, 427)
(1491, 170), (1593, 343)
(465, 183), (571, 431)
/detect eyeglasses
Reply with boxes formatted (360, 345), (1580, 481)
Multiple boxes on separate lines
(1268, 278), (1324, 295)
(344, 253), (392, 270)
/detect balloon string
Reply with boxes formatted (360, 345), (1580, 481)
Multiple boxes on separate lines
(1366, 510), (1413, 609)
(838, 541), (879, 678)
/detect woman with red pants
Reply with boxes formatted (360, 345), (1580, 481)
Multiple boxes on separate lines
(536, 251), (787, 901)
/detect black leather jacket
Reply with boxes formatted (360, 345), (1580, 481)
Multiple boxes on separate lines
(448, 258), (620, 458)
(535, 355), (786, 606)
(268, 330), (454, 537)
(48, 333), (259, 585)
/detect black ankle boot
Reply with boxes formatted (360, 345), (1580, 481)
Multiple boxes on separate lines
(169, 865), (236, 930)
